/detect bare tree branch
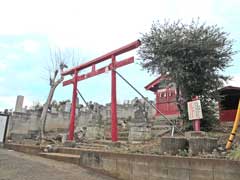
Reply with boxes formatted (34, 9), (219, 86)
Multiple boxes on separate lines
(40, 47), (80, 142)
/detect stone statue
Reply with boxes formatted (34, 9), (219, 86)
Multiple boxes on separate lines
(133, 99), (148, 122)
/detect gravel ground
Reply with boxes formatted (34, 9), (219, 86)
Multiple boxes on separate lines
(0, 148), (117, 180)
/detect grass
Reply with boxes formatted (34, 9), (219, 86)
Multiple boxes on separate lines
(227, 146), (240, 160)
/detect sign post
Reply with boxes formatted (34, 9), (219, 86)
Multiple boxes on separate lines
(187, 96), (203, 131)
(0, 114), (9, 144)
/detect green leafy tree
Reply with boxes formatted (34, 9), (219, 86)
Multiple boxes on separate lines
(138, 19), (235, 130)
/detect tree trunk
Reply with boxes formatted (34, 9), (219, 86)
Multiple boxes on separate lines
(40, 77), (63, 142)
(40, 86), (56, 140)
(176, 84), (184, 115)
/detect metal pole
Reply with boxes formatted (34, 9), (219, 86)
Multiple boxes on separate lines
(111, 56), (118, 141)
(171, 125), (175, 137)
(68, 70), (78, 140)
(226, 99), (240, 149)
(114, 69), (184, 136)
(77, 89), (89, 109)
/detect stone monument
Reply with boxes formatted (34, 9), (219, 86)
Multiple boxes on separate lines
(85, 103), (104, 140)
(15, 95), (24, 112)
(64, 101), (71, 112)
(128, 99), (152, 142)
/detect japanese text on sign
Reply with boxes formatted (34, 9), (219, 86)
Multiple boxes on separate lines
(187, 100), (203, 120)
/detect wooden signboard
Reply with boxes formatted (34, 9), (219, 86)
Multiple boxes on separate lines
(187, 100), (203, 120)
(0, 114), (9, 143)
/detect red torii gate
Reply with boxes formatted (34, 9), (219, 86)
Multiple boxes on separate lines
(61, 40), (141, 142)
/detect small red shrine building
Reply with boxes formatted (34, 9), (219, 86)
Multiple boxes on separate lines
(218, 86), (240, 122)
(145, 76), (180, 117)
(146, 76), (240, 122)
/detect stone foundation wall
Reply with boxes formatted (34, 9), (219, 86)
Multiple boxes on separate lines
(5, 143), (238, 180)
(80, 150), (240, 180)
(159, 137), (188, 155)
(128, 125), (152, 141)
(189, 137), (218, 155)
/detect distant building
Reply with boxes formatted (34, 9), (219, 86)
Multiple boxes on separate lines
(145, 76), (180, 117)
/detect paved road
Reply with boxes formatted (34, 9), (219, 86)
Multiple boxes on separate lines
(0, 148), (117, 180)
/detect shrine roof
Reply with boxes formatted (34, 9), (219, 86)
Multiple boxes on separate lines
(145, 75), (169, 92)
(218, 86), (240, 95)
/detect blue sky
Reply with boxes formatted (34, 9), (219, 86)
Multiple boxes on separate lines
(0, 0), (240, 111)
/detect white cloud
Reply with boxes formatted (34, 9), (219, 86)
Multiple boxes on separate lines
(21, 40), (40, 53)
(0, 0), (239, 106)
(0, 95), (38, 111)
(0, 62), (7, 71)
(0, 96), (16, 111)
(0, 43), (10, 48)
(226, 74), (240, 87)
(5, 53), (20, 61)
(22, 96), (37, 109)
(0, 40), (40, 55)
(0, 40), (41, 54)
(0, 77), (5, 82)
(0, 0), (232, 53)
(16, 69), (40, 82)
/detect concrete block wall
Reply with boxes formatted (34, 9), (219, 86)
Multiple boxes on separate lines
(80, 151), (240, 180)
(189, 137), (218, 155)
(7, 102), (156, 138)
(8, 111), (41, 135)
(77, 111), (92, 126)
(159, 137), (188, 155)
(45, 112), (70, 131)
(7, 111), (70, 136)
(105, 104), (155, 121)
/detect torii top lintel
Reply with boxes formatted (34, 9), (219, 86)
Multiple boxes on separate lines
(61, 40), (141, 76)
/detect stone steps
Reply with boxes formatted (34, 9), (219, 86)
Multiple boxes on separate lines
(76, 143), (108, 151)
(76, 146), (106, 151)
(151, 119), (174, 125)
(151, 125), (172, 130)
(105, 136), (128, 141)
(56, 147), (82, 155)
(104, 127), (129, 141)
(118, 132), (129, 137)
(57, 143), (108, 154)
(151, 124), (173, 137)
(77, 142), (107, 148)
(39, 152), (80, 164)
(118, 129), (129, 133)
